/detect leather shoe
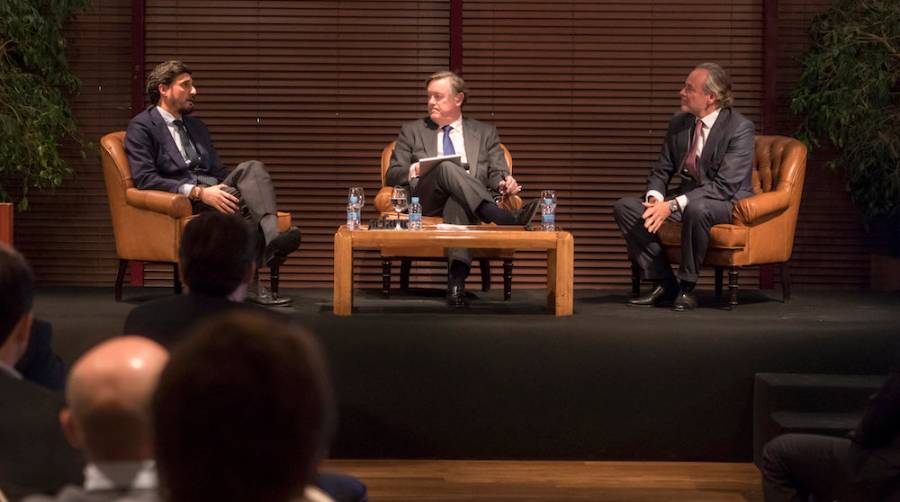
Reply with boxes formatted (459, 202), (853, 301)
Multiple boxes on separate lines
(446, 285), (469, 308)
(628, 283), (677, 307)
(513, 198), (541, 227)
(264, 226), (301, 267)
(672, 291), (698, 312)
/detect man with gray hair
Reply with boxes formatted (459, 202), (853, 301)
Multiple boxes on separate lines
(385, 71), (540, 307)
(613, 63), (754, 311)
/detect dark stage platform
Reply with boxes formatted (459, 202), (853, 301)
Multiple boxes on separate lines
(35, 286), (900, 461)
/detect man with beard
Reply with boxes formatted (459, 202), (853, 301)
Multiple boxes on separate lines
(124, 60), (300, 305)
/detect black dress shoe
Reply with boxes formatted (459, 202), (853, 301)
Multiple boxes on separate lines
(672, 291), (698, 312)
(628, 284), (677, 307)
(513, 199), (541, 227)
(446, 285), (469, 308)
(264, 226), (301, 267)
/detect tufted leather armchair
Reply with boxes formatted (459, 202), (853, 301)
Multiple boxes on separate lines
(632, 135), (808, 307)
(100, 131), (291, 301)
(374, 141), (522, 299)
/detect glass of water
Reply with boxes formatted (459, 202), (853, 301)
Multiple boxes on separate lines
(391, 186), (408, 230)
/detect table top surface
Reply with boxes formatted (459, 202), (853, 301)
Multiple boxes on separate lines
(336, 225), (573, 249)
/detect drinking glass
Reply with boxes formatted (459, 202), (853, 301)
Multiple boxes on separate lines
(390, 186), (408, 230)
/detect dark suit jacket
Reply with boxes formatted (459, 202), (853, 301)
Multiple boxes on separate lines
(385, 117), (509, 196)
(647, 108), (755, 203)
(16, 319), (67, 391)
(122, 292), (286, 349)
(124, 106), (228, 193)
(0, 373), (83, 500)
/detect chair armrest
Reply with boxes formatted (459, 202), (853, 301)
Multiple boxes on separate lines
(733, 190), (790, 226)
(374, 186), (394, 213)
(126, 188), (193, 218)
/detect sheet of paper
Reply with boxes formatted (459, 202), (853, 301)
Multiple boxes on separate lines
(435, 223), (469, 231)
(418, 154), (462, 176)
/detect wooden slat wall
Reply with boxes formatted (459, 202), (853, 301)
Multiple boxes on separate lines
(14, 0), (872, 292)
(14, 0), (132, 285)
(462, 0), (763, 288)
(143, 0), (449, 288)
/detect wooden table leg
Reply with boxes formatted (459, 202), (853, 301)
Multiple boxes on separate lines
(333, 228), (353, 315)
(551, 232), (574, 316)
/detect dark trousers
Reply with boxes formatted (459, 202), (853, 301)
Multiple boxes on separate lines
(192, 160), (280, 245)
(414, 161), (494, 266)
(761, 433), (900, 502)
(612, 195), (732, 283)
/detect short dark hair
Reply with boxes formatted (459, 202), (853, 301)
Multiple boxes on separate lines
(179, 212), (256, 297)
(153, 312), (334, 502)
(146, 60), (192, 105)
(0, 244), (34, 344)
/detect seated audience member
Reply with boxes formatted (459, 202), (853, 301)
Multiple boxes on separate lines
(0, 243), (82, 499)
(17, 319), (67, 391)
(125, 60), (300, 305)
(761, 368), (900, 501)
(24, 336), (169, 502)
(152, 311), (367, 502)
(123, 211), (279, 347)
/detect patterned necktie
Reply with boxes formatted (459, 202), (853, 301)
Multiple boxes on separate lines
(442, 125), (456, 155)
(684, 119), (703, 180)
(172, 119), (202, 168)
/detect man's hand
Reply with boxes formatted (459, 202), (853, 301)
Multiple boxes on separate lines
(499, 175), (521, 196)
(200, 184), (239, 214)
(409, 162), (420, 181)
(642, 199), (671, 234)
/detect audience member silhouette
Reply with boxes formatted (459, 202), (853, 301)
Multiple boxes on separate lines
(0, 243), (82, 499)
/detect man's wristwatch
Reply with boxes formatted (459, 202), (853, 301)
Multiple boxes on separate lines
(189, 185), (202, 201)
(668, 199), (680, 214)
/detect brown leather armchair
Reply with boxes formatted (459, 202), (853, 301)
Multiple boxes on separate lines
(632, 135), (808, 307)
(100, 131), (291, 301)
(374, 141), (522, 299)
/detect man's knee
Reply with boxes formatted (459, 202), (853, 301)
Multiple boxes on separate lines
(682, 198), (710, 223)
(613, 197), (642, 224)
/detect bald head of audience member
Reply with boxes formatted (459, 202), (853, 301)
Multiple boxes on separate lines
(152, 312), (334, 502)
(60, 337), (169, 462)
(0, 243), (35, 367)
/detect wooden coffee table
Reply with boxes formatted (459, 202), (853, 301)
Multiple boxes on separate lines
(333, 225), (574, 316)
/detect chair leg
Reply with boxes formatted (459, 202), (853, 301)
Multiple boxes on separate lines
(503, 259), (513, 300)
(173, 263), (182, 295)
(728, 266), (739, 308)
(479, 259), (491, 292)
(715, 266), (724, 298)
(781, 262), (791, 303)
(115, 259), (127, 302)
(400, 258), (411, 290)
(631, 262), (641, 298)
(382, 259), (391, 297)
(269, 262), (280, 296)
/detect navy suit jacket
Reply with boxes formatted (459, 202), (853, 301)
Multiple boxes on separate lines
(647, 107), (755, 203)
(124, 106), (228, 193)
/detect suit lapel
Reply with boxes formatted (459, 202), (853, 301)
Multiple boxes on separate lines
(462, 118), (481, 177)
(423, 118), (438, 159)
(150, 107), (189, 170)
(700, 108), (728, 175)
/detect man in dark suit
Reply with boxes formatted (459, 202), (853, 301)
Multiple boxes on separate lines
(123, 212), (276, 348)
(125, 60), (300, 306)
(0, 243), (83, 499)
(613, 63), (754, 311)
(385, 71), (540, 307)
(17, 319), (67, 391)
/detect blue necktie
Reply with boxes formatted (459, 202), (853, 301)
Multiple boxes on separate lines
(442, 125), (456, 155)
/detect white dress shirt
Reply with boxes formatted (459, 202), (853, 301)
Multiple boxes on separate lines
(647, 108), (721, 211)
(84, 460), (157, 491)
(156, 106), (197, 196)
(437, 116), (469, 165)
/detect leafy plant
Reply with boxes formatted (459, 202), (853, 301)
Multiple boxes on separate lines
(0, 0), (90, 211)
(791, 0), (900, 223)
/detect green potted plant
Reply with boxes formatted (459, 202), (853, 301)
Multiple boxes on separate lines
(791, 0), (900, 288)
(0, 0), (90, 227)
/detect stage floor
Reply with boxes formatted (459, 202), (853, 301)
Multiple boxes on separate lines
(35, 286), (900, 461)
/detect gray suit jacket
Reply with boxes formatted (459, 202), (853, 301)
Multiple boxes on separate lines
(647, 108), (755, 203)
(385, 116), (509, 196)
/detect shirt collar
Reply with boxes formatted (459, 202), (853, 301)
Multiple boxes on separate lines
(441, 116), (463, 133)
(156, 106), (177, 125)
(84, 460), (157, 491)
(698, 108), (720, 130)
(0, 361), (22, 380)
